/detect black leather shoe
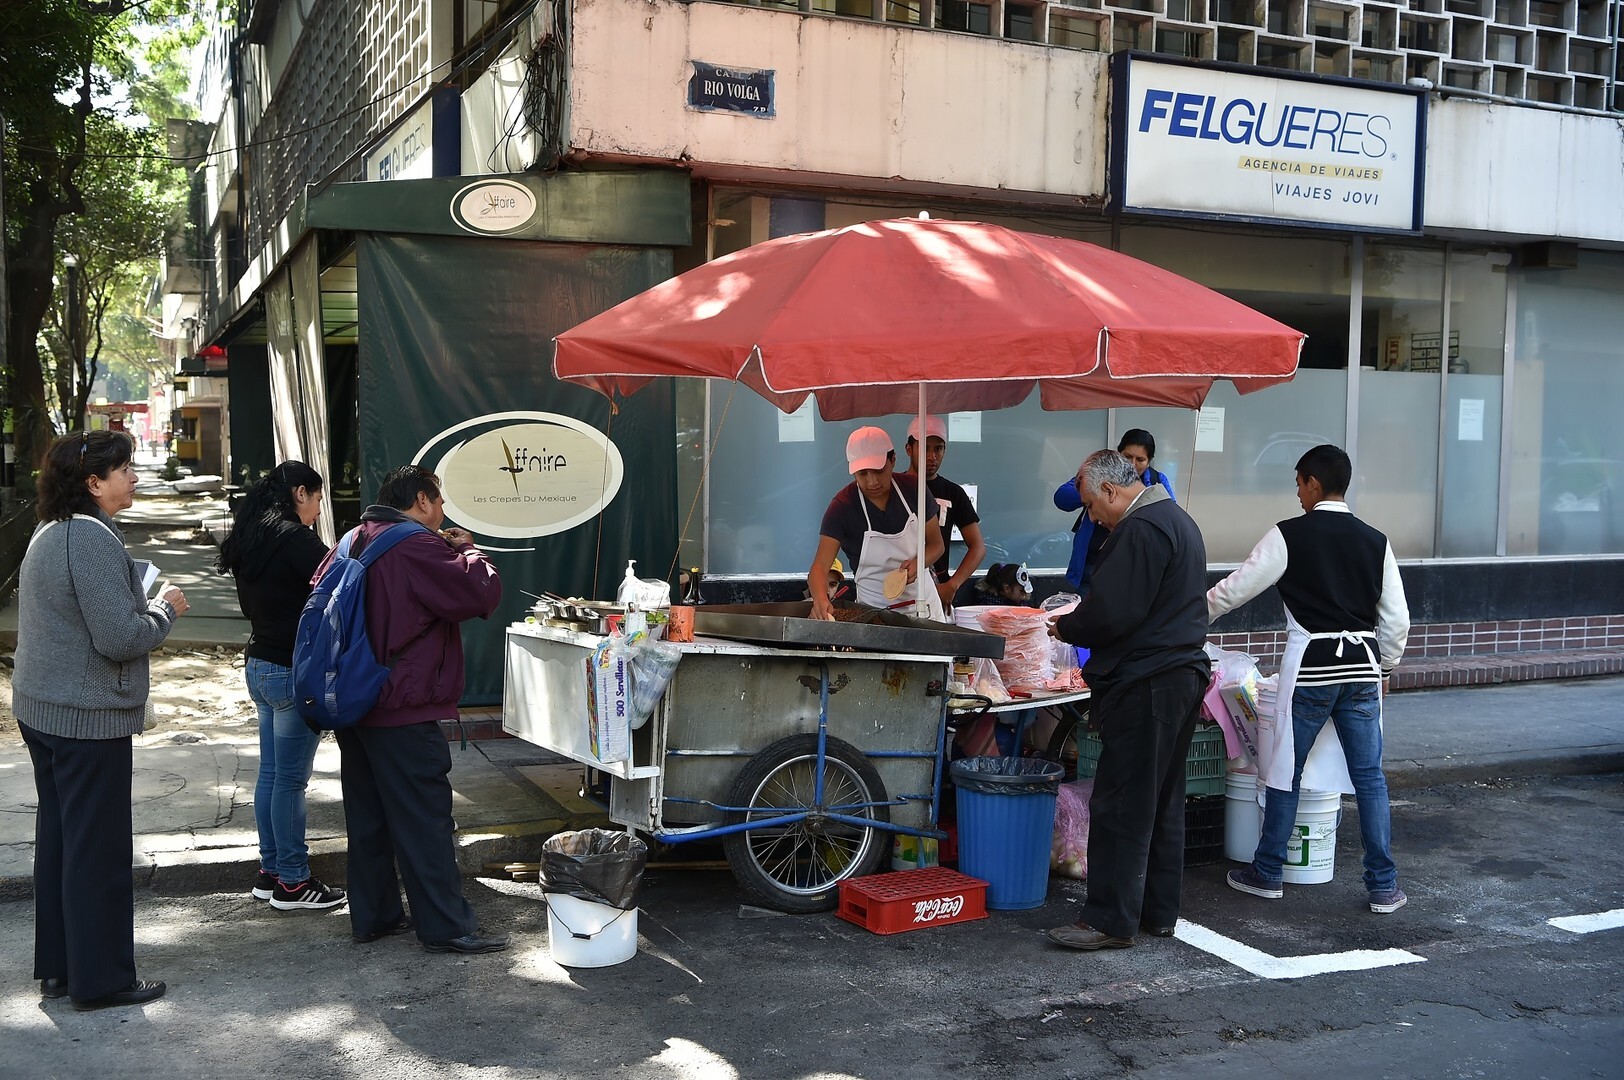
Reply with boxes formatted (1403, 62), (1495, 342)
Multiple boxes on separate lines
(40, 977), (68, 999)
(1046, 922), (1134, 950)
(353, 916), (414, 944)
(1140, 923), (1176, 938)
(71, 978), (166, 1011)
(423, 931), (510, 954)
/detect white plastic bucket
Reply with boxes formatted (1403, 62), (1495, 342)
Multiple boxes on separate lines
(951, 606), (989, 632)
(545, 893), (638, 968)
(1224, 770), (1263, 863)
(1282, 789), (1341, 885)
(1225, 775), (1342, 884)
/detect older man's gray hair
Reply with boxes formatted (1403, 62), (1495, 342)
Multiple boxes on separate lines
(1077, 449), (1141, 499)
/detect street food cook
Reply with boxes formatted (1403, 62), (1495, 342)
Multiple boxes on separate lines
(903, 414), (986, 610)
(808, 426), (946, 621)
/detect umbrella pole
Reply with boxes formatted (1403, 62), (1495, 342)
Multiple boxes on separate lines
(917, 382), (929, 619)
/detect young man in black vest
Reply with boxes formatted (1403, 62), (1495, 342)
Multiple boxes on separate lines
(1208, 444), (1411, 913)
(1046, 450), (1211, 950)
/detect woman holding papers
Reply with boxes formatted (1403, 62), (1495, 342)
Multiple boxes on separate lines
(14, 430), (188, 1010)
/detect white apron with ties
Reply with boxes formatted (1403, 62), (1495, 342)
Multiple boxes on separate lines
(1254, 608), (1380, 796)
(853, 480), (946, 621)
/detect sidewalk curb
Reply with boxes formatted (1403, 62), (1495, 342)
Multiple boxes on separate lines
(1385, 749), (1624, 791)
(0, 815), (606, 902)
(5, 755), (1621, 901)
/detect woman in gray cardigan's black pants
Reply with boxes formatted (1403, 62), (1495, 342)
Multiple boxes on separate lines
(13, 430), (188, 1011)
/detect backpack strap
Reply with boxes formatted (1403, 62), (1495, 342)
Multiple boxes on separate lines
(346, 521), (430, 567)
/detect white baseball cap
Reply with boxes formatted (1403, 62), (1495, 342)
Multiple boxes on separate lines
(906, 415), (947, 443)
(846, 426), (894, 474)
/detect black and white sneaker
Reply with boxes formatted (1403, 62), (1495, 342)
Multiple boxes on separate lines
(269, 877), (348, 911)
(251, 870), (279, 901)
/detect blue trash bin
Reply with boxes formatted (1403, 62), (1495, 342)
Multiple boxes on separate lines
(950, 756), (1064, 910)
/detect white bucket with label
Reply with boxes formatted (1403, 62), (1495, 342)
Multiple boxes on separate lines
(545, 894), (638, 968)
(1226, 775), (1342, 883)
(1282, 789), (1342, 885)
(1224, 770), (1263, 863)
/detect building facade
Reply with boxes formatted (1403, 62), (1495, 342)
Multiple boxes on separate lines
(166, 0), (1624, 693)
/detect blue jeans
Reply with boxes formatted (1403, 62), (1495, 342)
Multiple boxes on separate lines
(248, 658), (323, 884)
(1254, 681), (1397, 893)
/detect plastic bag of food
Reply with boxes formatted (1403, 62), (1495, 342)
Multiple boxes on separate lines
(1051, 778), (1093, 880)
(971, 655), (1010, 704)
(625, 631), (682, 730)
(976, 606), (1054, 694)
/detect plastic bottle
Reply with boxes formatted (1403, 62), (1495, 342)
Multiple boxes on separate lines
(616, 560), (640, 607)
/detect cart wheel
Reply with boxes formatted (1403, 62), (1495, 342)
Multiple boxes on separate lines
(722, 734), (890, 914)
(1043, 702), (1091, 783)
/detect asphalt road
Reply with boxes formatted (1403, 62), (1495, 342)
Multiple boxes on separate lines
(2, 772), (1620, 1080)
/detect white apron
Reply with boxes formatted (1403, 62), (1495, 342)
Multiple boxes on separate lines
(853, 480), (947, 621)
(1255, 608), (1376, 796)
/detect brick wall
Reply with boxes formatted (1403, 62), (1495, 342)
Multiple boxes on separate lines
(1210, 613), (1624, 674)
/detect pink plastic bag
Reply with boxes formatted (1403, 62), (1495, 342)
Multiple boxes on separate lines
(1051, 778), (1094, 880)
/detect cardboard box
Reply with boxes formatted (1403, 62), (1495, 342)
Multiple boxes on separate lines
(584, 639), (630, 764)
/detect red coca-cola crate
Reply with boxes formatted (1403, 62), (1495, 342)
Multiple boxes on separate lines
(836, 867), (989, 935)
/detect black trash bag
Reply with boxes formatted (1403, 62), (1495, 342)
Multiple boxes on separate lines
(950, 756), (1064, 796)
(540, 829), (649, 910)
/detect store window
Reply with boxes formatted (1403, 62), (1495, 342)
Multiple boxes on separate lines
(1439, 250), (1509, 557)
(1508, 250), (1624, 556)
(1358, 244), (1443, 557)
(1118, 226), (1352, 562)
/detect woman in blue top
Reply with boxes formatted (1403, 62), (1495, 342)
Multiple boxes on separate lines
(1053, 429), (1177, 593)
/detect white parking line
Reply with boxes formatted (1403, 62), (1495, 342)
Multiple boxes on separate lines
(1174, 920), (1427, 980)
(1548, 908), (1624, 934)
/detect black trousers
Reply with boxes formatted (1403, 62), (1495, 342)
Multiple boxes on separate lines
(336, 722), (476, 944)
(1081, 664), (1206, 939)
(22, 723), (138, 1001)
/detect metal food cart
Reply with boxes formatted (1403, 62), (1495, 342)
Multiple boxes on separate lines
(502, 602), (1004, 913)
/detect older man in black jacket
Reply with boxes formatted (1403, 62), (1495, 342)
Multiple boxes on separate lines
(1047, 449), (1211, 950)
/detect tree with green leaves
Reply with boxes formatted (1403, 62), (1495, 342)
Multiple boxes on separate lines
(1, 0), (203, 478)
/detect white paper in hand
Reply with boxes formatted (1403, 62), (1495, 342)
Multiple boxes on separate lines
(133, 560), (161, 596)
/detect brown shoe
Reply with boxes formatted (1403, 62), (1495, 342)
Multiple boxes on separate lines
(1046, 921), (1134, 950)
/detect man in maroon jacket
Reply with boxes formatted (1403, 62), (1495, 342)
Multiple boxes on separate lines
(316, 465), (506, 953)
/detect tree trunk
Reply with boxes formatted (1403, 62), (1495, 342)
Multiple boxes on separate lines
(5, 203), (58, 479)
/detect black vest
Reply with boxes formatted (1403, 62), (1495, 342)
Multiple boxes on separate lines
(1275, 509), (1388, 635)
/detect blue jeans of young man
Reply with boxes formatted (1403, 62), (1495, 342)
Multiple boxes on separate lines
(1254, 681), (1397, 893)
(248, 658), (323, 884)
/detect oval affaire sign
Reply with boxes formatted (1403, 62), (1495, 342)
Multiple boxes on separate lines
(450, 178), (537, 235)
(417, 412), (623, 539)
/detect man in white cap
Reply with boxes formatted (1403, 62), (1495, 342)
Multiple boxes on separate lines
(808, 426), (945, 621)
(904, 415), (986, 610)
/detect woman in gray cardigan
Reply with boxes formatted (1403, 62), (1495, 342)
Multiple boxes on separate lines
(15, 430), (189, 1011)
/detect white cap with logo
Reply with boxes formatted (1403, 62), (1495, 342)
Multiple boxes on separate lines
(846, 426), (894, 474)
(906, 415), (947, 443)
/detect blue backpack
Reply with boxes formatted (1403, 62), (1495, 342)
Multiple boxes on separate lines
(293, 522), (426, 730)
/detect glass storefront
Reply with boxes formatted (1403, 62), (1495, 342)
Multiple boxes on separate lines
(1508, 250), (1624, 556)
(680, 188), (1612, 577)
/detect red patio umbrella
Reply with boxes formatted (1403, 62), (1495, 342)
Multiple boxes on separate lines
(553, 216), (1305, 612)
(554, 216), (1304, 418)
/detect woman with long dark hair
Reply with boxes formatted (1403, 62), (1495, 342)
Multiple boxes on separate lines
(16, 430), (188, 1010)
(217, 461), (346, 912)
